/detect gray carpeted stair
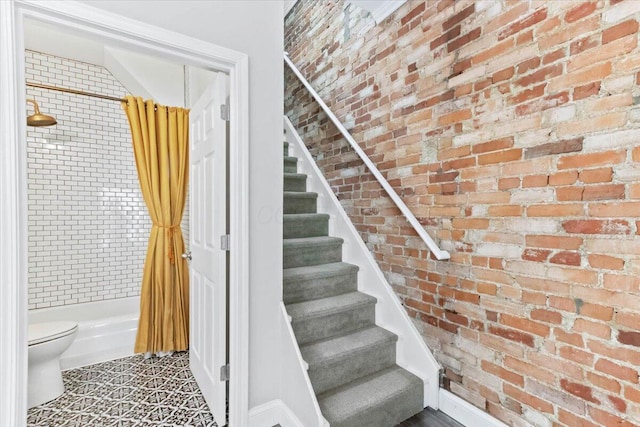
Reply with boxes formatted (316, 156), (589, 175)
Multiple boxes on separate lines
(282, 139), (423, 427)
(283, 213), (329, 239)
(284, 156), (298, 173)
(283, 262), (358, 304)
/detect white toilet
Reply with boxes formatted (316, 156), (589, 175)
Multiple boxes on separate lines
(28, 321), (78, 409)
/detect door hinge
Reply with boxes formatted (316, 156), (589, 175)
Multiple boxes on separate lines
(220, 234), (231, 251)
(220, 364), (230, 382)
(220, 103), (230, 121)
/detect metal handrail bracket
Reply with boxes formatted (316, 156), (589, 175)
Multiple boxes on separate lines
(284, 53), (450, 260)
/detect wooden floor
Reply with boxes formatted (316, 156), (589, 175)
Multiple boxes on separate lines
(397, 407), (465, 427)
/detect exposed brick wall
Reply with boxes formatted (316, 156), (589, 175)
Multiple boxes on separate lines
(285, 1), (640, 425)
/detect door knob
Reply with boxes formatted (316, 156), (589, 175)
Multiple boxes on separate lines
(182, 251), (192, 261)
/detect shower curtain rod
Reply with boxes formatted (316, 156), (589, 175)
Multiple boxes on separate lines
(26, 81), (127, 103)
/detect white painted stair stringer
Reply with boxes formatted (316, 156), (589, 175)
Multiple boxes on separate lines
(284, 115), (442, 409)
(275, 303), (328, 427)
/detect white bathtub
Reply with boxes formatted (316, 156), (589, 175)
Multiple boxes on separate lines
(29, 296), (139, 370)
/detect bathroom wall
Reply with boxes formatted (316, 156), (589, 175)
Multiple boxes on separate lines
(26, 49), (190, 309)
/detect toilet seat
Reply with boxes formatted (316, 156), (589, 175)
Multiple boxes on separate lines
(28, 321), (78, 346)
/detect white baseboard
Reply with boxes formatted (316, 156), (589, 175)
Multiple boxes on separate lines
(439, 389), (509, 427)
(248, 399), (304, 427)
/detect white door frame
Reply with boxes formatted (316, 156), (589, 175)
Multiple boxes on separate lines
(0, 1), (250, 426)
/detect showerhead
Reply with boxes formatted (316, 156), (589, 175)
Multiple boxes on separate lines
(26, 99), (57, 127)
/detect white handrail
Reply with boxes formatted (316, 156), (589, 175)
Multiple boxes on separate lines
(284, 53), (451, 260)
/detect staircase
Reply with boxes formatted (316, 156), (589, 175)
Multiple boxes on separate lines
(282, 140), (424, 427)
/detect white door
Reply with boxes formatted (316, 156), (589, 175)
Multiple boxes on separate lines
(188, 74), (228, 425)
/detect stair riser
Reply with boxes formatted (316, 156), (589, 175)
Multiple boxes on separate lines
(283, 196), (316, 214)
(321, 381), (423, 427)
(283, 215), (329, 239)
(283, 270), (357, 304)
(284, 175), (307, 192)
(309, 343), (396, 395)
(284, 158), (298, 173)
(283, 242), (342, 269)
(291, 304), (375, 345)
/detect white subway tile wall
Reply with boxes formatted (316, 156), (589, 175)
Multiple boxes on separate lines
(26, 50), (190, 309)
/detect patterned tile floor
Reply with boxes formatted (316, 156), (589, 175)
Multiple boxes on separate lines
(28, 352), (219, 427)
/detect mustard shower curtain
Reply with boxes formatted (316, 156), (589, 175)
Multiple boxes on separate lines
(122, 95), (190, 354)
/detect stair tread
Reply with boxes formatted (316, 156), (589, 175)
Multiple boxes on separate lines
(301, 326), (397, 366)
(283, 261), (357, 280)
(284, 172), (307, 178)
(287, 291), (376, 320)
(318, 366), (422, 423)
(283, 236), (343, 247)
(284, 191), (317, 198)
(283, 213), (329, 220)
(284, 155), (298, 161)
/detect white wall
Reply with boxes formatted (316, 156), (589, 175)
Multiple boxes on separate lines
(80, 0), (285, 410)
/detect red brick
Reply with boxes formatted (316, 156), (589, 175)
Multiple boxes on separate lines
(430, 25), (461, 50)
(522, 248), (551, 262)
(559, 345), (594, 365)
(554, 328), (584, 347)
(565, 2), (598, 23)
(574, 318), (611, 339)
(582, 184), (626, 201)
(501, 314), (549, 337)
(602, 19), (639, 44)
(509, 84), (546, 105)
(447, 28), (481, 53)
(562, 219), (631, 234)
(543, 48), (565, 65)
(516, 64), (563, 87)
(618, 331), (640, 347)
(478, 149), (522, 165)
(608, 395), (627, 413)
(626, 386), (640, 404)
(573, 81), (600, 100)
(589, 201), (640, 217)
(400, 2), (426, 26)
(442, 4), (474, 31)
(517, 57), (541, 75)
(473, 137), (514, 154)
(522, 174), (548, 188)
(438, 109), (472, 126)
(570, 34), (599, 55)
(498, 8), (548, 41)
(588, 254), (624, 270)
(595, 358), (639, 383)
(549, 171), (578, 186)
(489, 326), (535, 347)
(560, 379), (600, 403)
(558, 409), (599, 427)
(524, 138), (583, 159)
(452, 218), (489, 229)
(531, 309), (562, 324)
(588, 371), (621, 393)
(481, 360), (525, 386)
(503, 384), (554, 413)
(579, 167), (612, 183)
(549, 251), (581, 266)
(526, 235), (583, 250)
(589, 407), (637, 427)
(472, 38), (514, 65)
(558, 150), (626, 169)
(492, 67), (514, 83)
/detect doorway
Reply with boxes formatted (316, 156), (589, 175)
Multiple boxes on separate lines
(0, 2), (249, 426)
